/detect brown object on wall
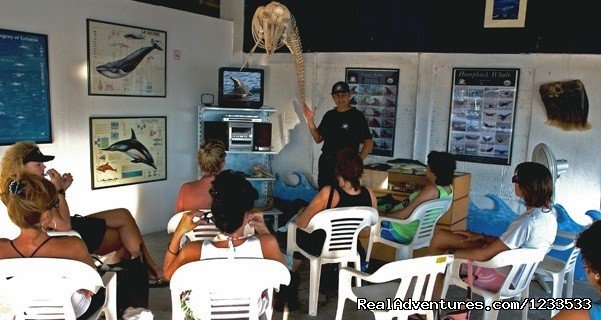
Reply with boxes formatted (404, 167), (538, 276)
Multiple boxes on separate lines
(539, 79), (591, 131)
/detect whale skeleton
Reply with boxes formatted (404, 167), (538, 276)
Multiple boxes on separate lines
(243, 2), (306, 104)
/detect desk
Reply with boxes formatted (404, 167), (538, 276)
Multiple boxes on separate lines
(360, 168), (471, 261)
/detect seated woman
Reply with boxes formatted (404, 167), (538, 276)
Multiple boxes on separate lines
(552, 220), (600, 320)
(429, 162), (558, 292)
(175, 139), (226, 212)
(163, 170), (285, 318)
(0, 141), (166, 286)
(0, 173), (104, 319)
(379, 151), (456, 244)
(281, 148), (376, 309)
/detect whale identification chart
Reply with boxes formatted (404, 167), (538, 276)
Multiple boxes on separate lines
(87, 19), (166, 97)
(90, 116), (166, 189)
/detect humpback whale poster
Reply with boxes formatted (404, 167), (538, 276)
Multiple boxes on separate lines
(346, 68), (399, 157)
(90, 116), (166, 189)
(87, 19), (166, 97)
(447, 68), (519, 165)
(0, 28), (52, 145)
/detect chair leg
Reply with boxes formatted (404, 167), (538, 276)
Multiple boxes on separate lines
(334, 296), (345, 320)
(483, 296), (499, 320)
(521, 286), (530, 320)
(565, 270), (575, 298)
(366, 237), (374, 263)
(308, 259), (322, 317)
(354, 256), (362, 288)
(549, 273), (562, 317)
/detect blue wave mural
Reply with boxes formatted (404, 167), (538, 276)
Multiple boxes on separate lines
(468, 194), (600, 280)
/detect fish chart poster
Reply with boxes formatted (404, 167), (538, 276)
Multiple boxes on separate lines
(346, 68), (399, 157)
(90, 116), (167, 189)
(87, 19), (166, 97)
(0, 28), (52, 145)
(448, 68), (520, 165)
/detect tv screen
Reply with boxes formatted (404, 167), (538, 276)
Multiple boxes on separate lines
(218, 67), (264, 108)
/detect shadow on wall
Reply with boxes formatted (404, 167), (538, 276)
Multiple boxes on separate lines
(273, 100), (316, 187)
(467, 194), (601, 280)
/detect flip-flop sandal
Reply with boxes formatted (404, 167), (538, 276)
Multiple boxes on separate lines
(149, 276), (169, 288)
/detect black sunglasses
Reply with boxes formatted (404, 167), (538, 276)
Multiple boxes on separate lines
(511, 174), (519, 184)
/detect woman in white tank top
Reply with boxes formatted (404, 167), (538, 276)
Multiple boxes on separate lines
(163, 170), (285, 319)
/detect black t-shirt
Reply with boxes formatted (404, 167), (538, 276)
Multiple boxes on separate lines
(317, 107), (371, 155)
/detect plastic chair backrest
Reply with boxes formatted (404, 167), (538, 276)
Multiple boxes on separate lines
(0, 258), (102, 320)
(487, 248), (547, 297)
(409, 198), (453, 249)
(371, 255), (454, 301)
(304, 206), (377, 259)
(552, 231), (581, 273)
(170, 258), (290, 320)
(167, 210), (221, 243)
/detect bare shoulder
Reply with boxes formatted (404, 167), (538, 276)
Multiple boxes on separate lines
(551, 309), (590, 320)
(419, 184), (440, 199)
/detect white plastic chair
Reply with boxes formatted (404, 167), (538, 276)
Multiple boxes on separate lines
(534, 231), (581, 317)
(336, 254), (454, 320)
(444, 248), (547, 320)
(286, 206), (378, 316)
(0, 258), (117, 320)
(169, 258), (290, 320)
(167, 210), (220, 248)
(367, 198), (452, 261)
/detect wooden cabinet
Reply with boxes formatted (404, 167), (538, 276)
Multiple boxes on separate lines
(360, 168), (471, 261)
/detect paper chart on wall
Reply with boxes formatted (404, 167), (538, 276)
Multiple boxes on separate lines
(346, 68), (399, 157)
(87, 19), (166, 97)
(90, 117), (166, 189)
(447, 68), (520, 165)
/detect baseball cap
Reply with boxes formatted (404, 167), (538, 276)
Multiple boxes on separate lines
(22, 148), (55, 164)
(331, 81), (350, 94)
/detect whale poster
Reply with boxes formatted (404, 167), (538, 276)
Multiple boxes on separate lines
(447, 68), (519, 165)
(90, 116), (167, 189)
(346, 68), (399, 157)
(87, 19), (166, 97)
(0, 28), (52, 145)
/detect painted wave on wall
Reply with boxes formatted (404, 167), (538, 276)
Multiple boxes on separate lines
(468, 194), (601, 280)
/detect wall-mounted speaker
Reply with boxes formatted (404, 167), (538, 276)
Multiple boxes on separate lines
(203, 121), (229, 149)
(253, 123), (272, 151)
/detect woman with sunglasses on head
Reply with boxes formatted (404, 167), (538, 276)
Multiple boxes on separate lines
(552, 220), (601, 320)
(0, 173), (105, 319)
(0, 141), (166, 286)
(164, 170), (285, 318)
(174, 139), (226, 213)
(428, 162), (557, 294)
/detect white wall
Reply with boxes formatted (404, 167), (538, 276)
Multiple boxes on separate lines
(234, 22), (600, 222)
(0, 0), (233, 234)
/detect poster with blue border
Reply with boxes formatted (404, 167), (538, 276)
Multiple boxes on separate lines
(0, 28), (51, 145)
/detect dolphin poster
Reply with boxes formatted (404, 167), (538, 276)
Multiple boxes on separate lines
(87, 19), (166, 97)
(90, 116), (166, 189)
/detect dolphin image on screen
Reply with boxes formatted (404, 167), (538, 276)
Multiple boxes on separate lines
(96, 39), (163, 78)
(223, 76), (250, 99)
(102, 129), (157, 169)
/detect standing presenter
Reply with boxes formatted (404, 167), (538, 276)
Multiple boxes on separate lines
(303, 81), (373, 189)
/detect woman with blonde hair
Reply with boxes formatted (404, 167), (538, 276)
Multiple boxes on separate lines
(0, 141), (166, 286)
(0, 172), (104, 319)
(175, 139), (226, 212)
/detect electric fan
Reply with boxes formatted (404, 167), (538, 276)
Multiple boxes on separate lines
(531, 143), (569, 201)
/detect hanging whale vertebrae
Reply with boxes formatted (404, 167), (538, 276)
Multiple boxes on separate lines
(243, 1), (306, 104)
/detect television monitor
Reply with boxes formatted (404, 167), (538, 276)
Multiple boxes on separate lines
(218, 67), (264, 108)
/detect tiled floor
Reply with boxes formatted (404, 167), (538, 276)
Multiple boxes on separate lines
(143, 230), (596, 320)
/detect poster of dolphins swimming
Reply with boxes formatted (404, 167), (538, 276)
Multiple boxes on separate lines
(87, 19), (166, 97)
(90, 116), (166, 189)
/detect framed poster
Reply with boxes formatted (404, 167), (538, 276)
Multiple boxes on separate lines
(346, 68), (399, 157)
(87, 19), (166, 97)
(448, 68), (520, 165)
(90, 116), (166, 189)
(0, 28), (52, 145)
(484, 0), (528, 28)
